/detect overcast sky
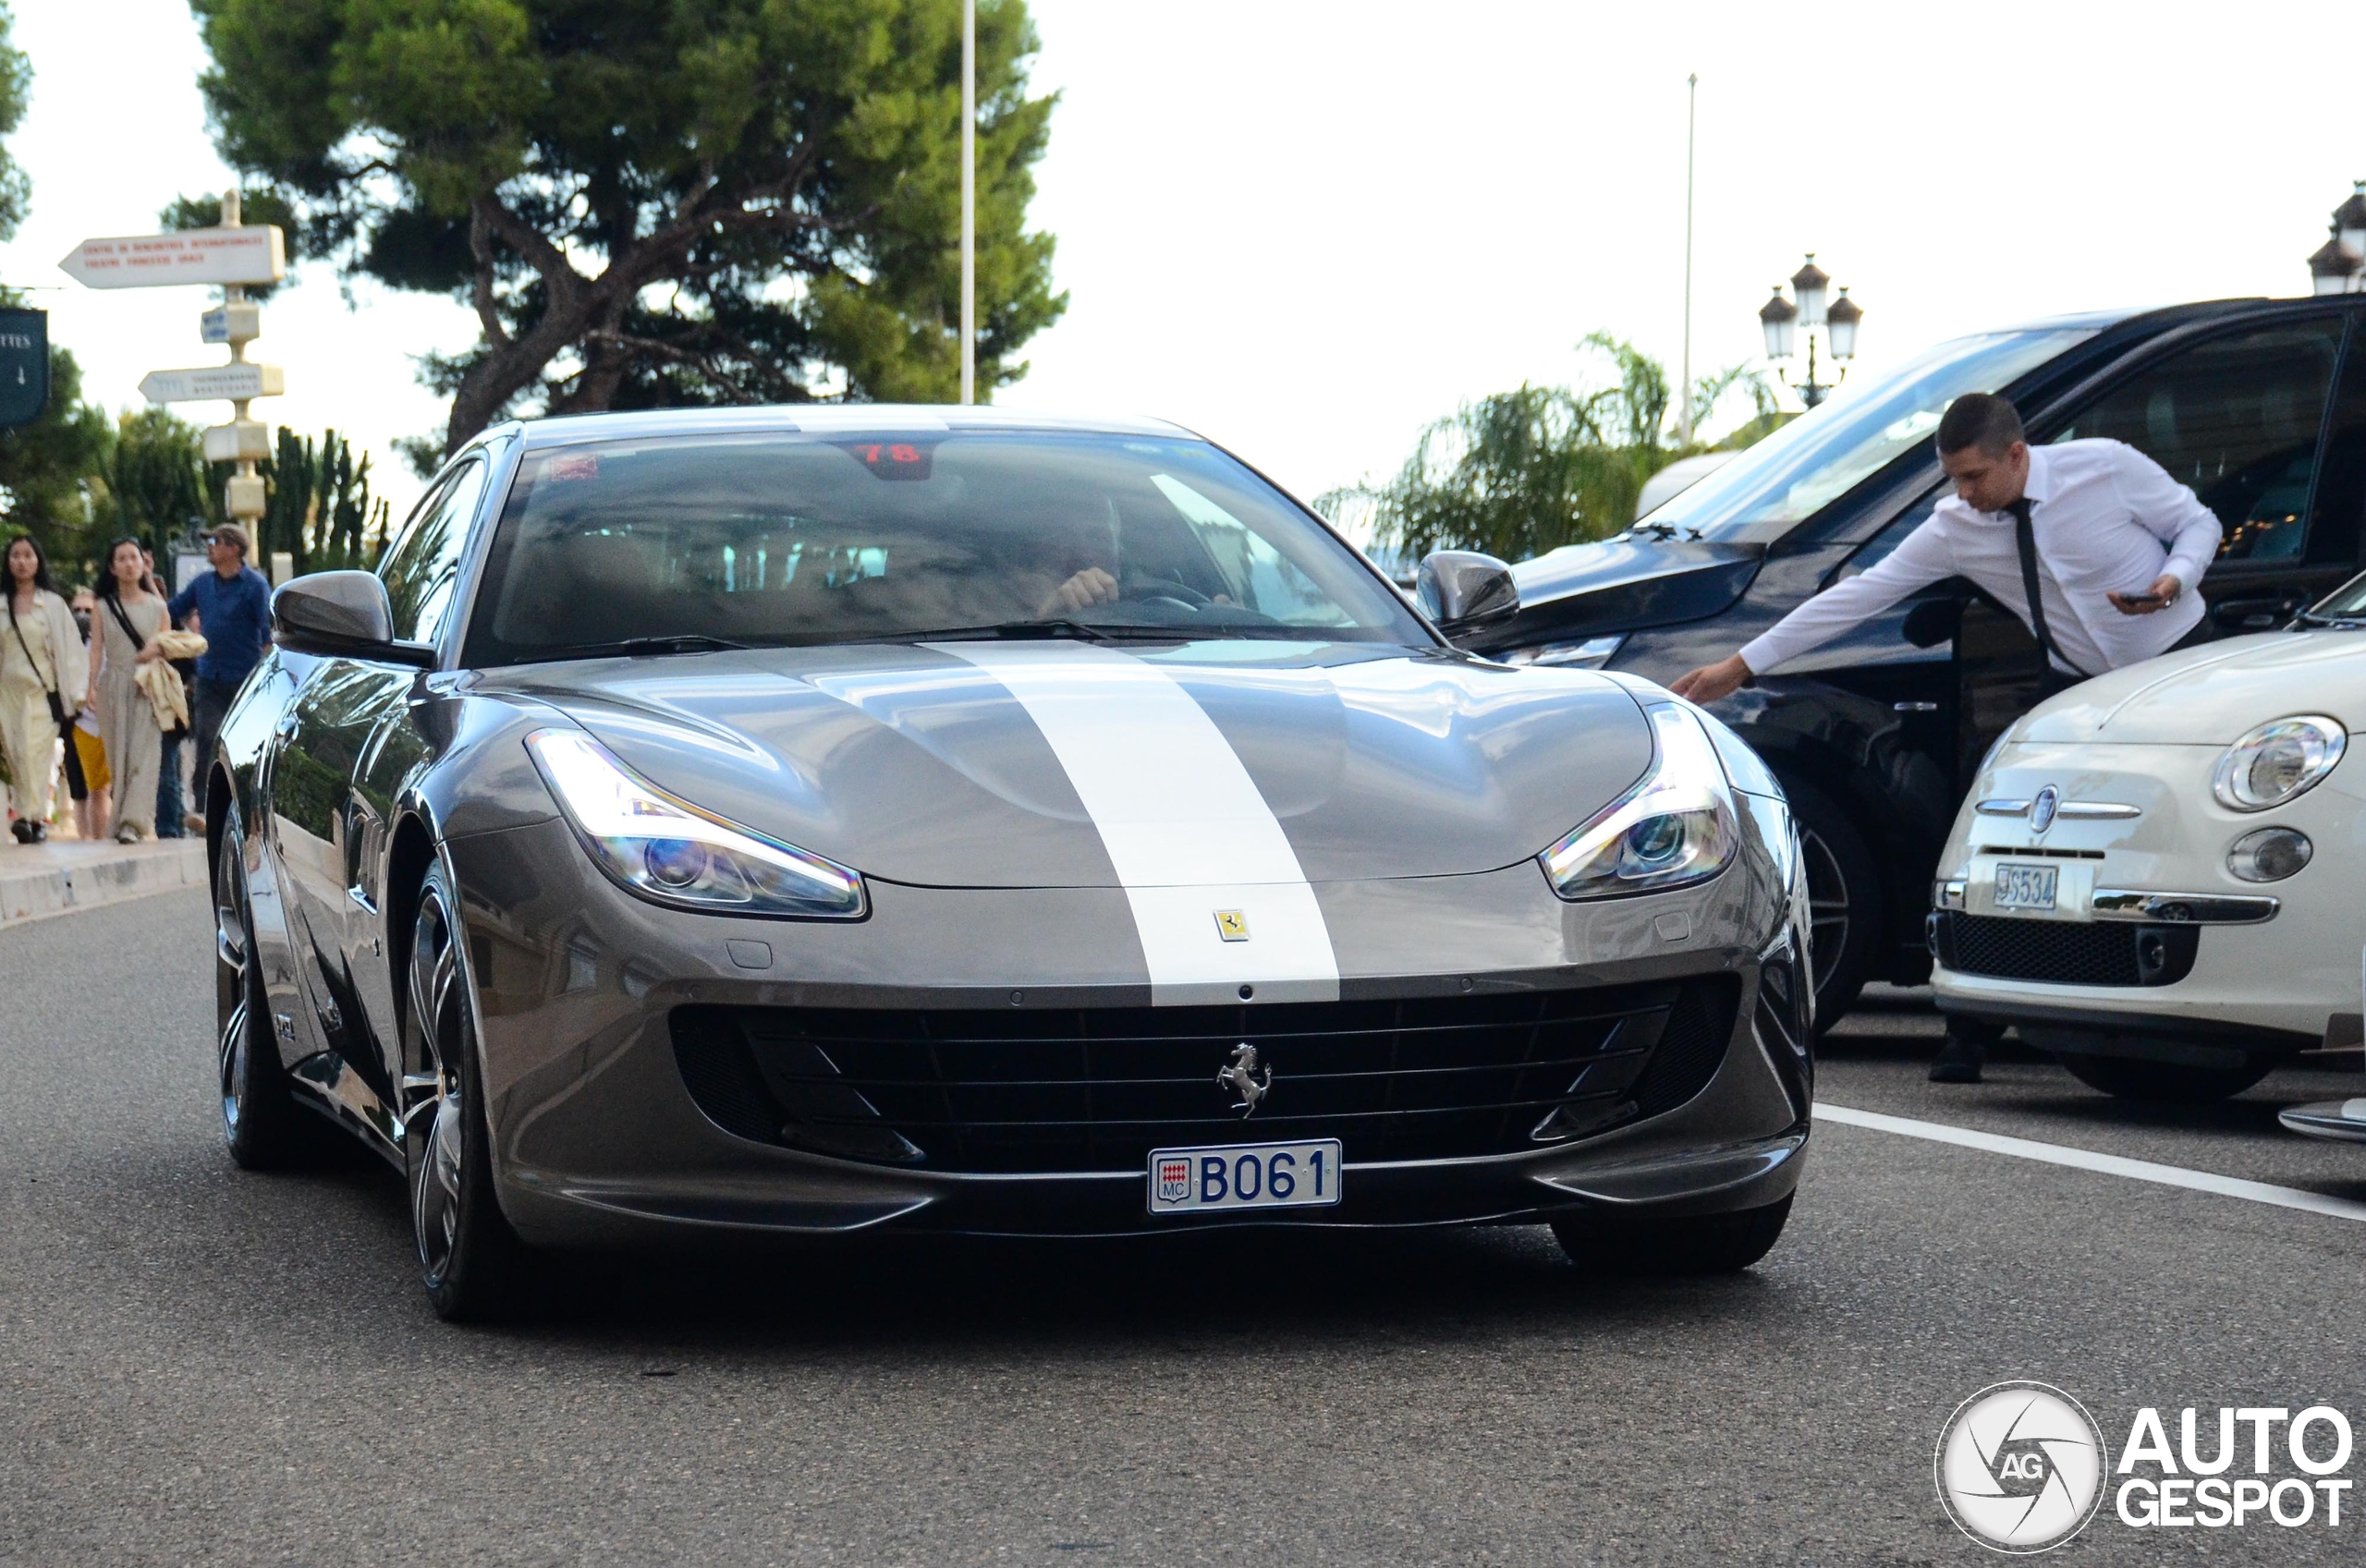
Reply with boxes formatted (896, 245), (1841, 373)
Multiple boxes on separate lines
(3, 0), (2361, 529)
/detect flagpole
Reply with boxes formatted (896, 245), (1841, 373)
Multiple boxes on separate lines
(1678, 72), (1697, 444)
(960, 0), (976, 405)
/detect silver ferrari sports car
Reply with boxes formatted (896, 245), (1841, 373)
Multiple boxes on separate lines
(208, 406), (1815, 1319)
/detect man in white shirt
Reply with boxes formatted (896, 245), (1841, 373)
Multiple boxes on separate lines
(1668, 393), (2223, 1082)
(1671, 393), (2219, 704)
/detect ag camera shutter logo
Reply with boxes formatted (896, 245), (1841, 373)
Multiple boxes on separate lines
(1936, 1381), (2109, 1553)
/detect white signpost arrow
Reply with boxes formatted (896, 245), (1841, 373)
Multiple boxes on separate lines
(62, 192), (287, 528)
(58, 226), (284, 289)
(139, 363), (284, 405)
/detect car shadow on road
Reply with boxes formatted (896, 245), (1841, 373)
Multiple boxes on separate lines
(479, 1217), (1800, 1356)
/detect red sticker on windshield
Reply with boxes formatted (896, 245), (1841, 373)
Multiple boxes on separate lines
(547, 454), (599, 482)
(834, 439), (936, 480)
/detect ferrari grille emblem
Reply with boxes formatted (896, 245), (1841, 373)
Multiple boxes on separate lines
(1213, 909), (1250, 942)
(1217, 1043), (1272, 1117)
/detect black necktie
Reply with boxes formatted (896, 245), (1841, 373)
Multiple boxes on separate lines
(2008, 496), (2092, 680)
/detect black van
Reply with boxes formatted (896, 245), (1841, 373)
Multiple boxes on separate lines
(1463, 297), (2366, 1024)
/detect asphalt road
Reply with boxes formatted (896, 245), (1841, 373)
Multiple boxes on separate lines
(6, 889), (2366, 1566)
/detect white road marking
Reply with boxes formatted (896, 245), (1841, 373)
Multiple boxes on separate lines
(1816, 1101), (2366, 1224)
(942, 643), (1339, 1006)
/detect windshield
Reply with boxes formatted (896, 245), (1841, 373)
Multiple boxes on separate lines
(2306, 569), (2366, 621)
(463, 430), (1429, 664)
(1641, 326), (2100, 542)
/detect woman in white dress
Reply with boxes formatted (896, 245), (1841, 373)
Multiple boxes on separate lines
(89, 537), (169, 842)
(0, 533), (86, 844)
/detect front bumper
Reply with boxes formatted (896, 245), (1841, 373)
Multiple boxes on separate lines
(1928, 735), (2366, 1054)
(445, 815), (1811, 1245)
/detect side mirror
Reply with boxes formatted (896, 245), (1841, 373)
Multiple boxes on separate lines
(272, 571), (434, 667)
(1901, 596), (1965, 650)
(1416, 550), (1520, 635)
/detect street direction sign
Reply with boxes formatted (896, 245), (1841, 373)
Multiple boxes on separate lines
(59, 225), (285, 289)
(201, 419), (271, 463)
(200, 302), (262, 345)
(139, 363), (284, 405)
(0, 308), (47, 429)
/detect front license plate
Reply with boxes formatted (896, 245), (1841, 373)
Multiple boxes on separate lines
(1994, 863), (2059, 912)
(1147, 1139), (1343, 1216)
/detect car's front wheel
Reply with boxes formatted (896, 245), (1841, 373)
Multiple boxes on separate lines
(401, 862), (535, 1320)
(1551, 1195), (1794, 1275)
(2055, 1052), (2275, 1102)
(1774, 774), (1883, 1032)
(215, 818), (308, 1169)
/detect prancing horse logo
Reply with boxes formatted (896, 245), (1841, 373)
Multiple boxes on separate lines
(1216, 1043), (1272, 1117)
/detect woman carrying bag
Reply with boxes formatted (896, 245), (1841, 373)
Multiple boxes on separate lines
(90, 537), (174, 842)
(1, 533), (88, 844)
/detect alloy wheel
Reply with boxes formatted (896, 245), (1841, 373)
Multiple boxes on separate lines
(215, 844), (254, 1139)
(1798, 825), (1851, 989)
(403, 887), (468, 1288)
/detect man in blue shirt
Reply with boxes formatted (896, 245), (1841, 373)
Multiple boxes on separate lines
(167, 523), (273, 828)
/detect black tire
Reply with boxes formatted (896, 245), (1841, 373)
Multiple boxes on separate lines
(1774, 774), (1884, 1033)
(2055, 1052), (2275, 1103)
(402, 861), (536, 1321)
(1551, 1195), (1794, 1276)
(215, 819), (310, 1169)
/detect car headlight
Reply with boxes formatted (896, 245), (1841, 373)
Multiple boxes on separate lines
(525, 729), (867, 918)
(1541, 702), (1738, 900)
(2211, 715), (2348, 813)
(1497, 634), (1625, 670)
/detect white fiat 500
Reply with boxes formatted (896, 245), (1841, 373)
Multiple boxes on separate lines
(1931, 602), (2366, 1100)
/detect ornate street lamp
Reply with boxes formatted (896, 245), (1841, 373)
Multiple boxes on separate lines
(1758, 286), (1798, 360)
(2310, 224), (2362, 298)
(1824, 287), (1862, 362)
(1790, 255), (1829, 329)
(2337, 181), (2366, 269)
(1760, 254), (1860, 407)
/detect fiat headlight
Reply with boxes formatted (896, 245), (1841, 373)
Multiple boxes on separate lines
(1541, 703), (1738, 900)
(525, 729), (866, 918)
(2211, 716), (2348, 813)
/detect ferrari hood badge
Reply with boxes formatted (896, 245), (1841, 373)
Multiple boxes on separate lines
(1217, 1043), (1272, 1117)
(1213, 909), (1250, 942)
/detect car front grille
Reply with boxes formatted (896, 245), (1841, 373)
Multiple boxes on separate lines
(1931, 912), (2198, 988)
(670, 978), (1740, 1174)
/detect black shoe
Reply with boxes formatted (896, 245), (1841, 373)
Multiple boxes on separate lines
(26, 820), (46, 842)
(6, 819), (27, 844)
(1930, 1022), (1999, 1084)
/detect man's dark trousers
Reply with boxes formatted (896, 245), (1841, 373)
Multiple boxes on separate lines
(188, 679), (242, 818)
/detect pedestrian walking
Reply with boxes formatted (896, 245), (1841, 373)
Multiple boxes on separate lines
(0, 533), (88, 844)
(1668, 393), (2224, 1083)
(167, 524), (272, 833)
(140, 544), (192, 838)
(90, 538), (170, 843)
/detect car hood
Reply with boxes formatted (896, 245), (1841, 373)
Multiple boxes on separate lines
(1470, 537), (1763, 653)
(488, 640), (1655, 888)
(2019, 630), (2366, 746)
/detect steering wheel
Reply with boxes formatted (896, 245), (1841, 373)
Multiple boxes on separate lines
(1122, 575), (1212, 612)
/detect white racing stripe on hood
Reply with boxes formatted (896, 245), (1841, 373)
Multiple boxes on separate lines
(939, 643), (1340, 1005)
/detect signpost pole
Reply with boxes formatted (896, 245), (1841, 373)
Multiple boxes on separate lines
(216, 190), (266, 529)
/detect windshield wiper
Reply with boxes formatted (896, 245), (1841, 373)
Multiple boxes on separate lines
(847, 619), (1135, 646)
(2294, 610), (2366, 629)
(538, 634), (751, 659)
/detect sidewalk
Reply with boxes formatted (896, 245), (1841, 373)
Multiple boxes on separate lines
(0, 835), (209, 928)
